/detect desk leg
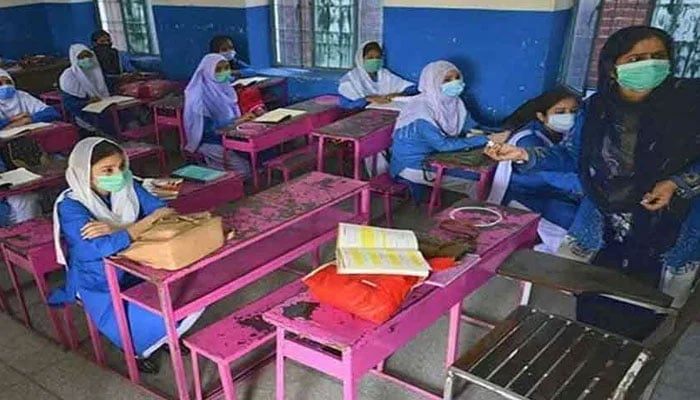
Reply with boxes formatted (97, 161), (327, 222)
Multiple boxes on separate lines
(316, 137), (325, 173)
(276, 329), (285, 400)
(446, 303), (461, 367)
(360, 188), (371, 222)
(476, 170), (490, 201)
(111, 107), (122, 137)
(251, 151), (260, 190)
(353, 141), (361, 180)
(159, 284), (191, 400)
(428, 166), (445, 216)
(104, 263), (140, 384)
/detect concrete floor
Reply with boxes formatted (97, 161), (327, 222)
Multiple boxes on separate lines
(0, 142), (698, 399)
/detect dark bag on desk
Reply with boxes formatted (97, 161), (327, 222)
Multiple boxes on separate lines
(5, 136), (50, 170)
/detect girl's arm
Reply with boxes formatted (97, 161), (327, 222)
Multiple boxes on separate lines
(671, 160), (700, 199)
(420, 120), (489, 152)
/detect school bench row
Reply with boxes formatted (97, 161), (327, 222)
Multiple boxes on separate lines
(0, 170), (693, 400)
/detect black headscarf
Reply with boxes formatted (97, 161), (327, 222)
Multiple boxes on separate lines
(209, 35), (236, 69)
(580, 26), (700, 213)
(91, 30), (121, 76)
(578, 26), (700, 274)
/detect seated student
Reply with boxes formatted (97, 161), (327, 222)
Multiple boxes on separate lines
(338, 41), (417, 110)
(0, 69), (60, 224)
(390, 61), (507, 199)
(209, 35), (266, 115)
(183, 54), (255, 177)
(486, 86), (583, 253)
(48, 138), (203, 373)
(59, 44), (149, 136)
(91, 30), (137, 91)
(58, 44), (111, 133)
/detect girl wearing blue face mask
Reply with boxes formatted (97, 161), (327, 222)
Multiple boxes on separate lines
(183, 54), (255, 177)
(49, 138), (203, 374)
(390, 61), (508, 199)
(487, 26), (700, 341)
(338, 41), (417, 110)
(486, 86), (583, 254)
(210, 35), (251, 75)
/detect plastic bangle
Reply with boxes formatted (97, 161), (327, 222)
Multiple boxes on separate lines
(448, 206), (504, 228)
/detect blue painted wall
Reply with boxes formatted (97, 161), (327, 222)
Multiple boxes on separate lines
(153, 5), (277, 80)
(0, 4), (52, 59)
(44, 1), (98, 55)
(0, 2), (97, 59)
(382, 7), (572, 125)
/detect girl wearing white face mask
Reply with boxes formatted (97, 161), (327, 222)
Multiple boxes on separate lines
(486, 86), (583, 254)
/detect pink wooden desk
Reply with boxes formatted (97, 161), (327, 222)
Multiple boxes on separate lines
(313, 109), (398, 180)
(426, 156), (496, 216)
(0, 162), (66, 200)
(263, 201), (539, 400)
(168, 172), (244, 214)
(220, 95), (343, 189)
(94, 98), (156, 142)
(103, 172), (370, 400)
(0, 122), (79, 154)
(252, 77), (289, 109)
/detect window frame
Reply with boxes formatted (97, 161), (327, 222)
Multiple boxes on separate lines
(271, 0), (362, 71)
(94, 0), (160, 56)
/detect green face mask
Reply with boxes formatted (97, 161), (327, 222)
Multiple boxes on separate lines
(96, 169), (131, 193)
(363, 58), (383, 74)
(77, 58), (95, 69)
(616, 59), (670, 92)
(214, 71), (231, 83)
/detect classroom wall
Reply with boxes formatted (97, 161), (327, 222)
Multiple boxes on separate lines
(0, 0), (97, 59)
(151, 0), (273, 79)
(383, 0), (574, 124)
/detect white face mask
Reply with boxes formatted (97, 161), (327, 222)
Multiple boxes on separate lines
(546, 113), (575, 133)
(221, 50), (236, 61)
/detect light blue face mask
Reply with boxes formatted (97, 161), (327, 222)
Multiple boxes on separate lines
(0, 85), (16, 100)
(215, 70), (232, 83)
(77, 58), (95, 69)
(96, 169), (131, 193)
(221, 50), (236, 61)
(441, 79), (465, 97)
(547, 113), (575, 133)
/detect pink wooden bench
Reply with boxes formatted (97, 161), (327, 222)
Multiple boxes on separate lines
(103, 172), (370, 400)
(184, 280), (305, 400)
(263, 201), (540, 400)
(150, 94), (198, 164)
(220, 95), (344, 189)
(122, 141), (167, 174)
(368, 173), (408, 227)
(426, 158), (497, 216)
(168, 172), (245, 214)
(313, 109), (406, 225)
(264, 143), (346, 186)
(0, 219), (78, 349)
(40, 90), (69, 121)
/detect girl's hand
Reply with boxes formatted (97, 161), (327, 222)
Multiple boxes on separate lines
(237, 112), (256, 123)
(641, 180), (677, 211)
(367, 95), (391, 104)
(484, 143), (529, 162)
(488, 130), (510, 144)
(6, 116), (32, 128)
(81, 221), (115, 239)
(147, 207), (176, 222)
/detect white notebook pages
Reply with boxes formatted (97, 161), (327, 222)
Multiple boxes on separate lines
(253, 108), (307, 123)
(335, 223), (431, 278)
(0, 168), (42, 187)
(0, 122), (52, 139)
(82, 96), (137, 113)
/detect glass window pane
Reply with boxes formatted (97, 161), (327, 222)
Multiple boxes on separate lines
(652, 0), (700, 78)
(313, 0), (355, 69)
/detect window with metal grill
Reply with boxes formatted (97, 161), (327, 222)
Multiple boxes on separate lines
(95, 0), (160, 55)
(272, 0), (382, 70)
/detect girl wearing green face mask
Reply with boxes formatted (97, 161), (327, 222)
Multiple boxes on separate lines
(49, 138), (204, 375)
(487, 26), (700, 341)
(338, 41), (417, 110)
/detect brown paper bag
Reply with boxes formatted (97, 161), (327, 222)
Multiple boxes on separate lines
(120, 212), (225, 270)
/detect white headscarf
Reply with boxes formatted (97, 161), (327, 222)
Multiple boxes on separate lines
(53, 137), (140, 265)
(394, 60), (467, 137)
(58, 44), (110, 99)
(338, 41), (413, 100)
(0, 69), (51, 120)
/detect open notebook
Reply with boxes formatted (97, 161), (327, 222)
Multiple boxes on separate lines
(0, 122), (52, 139)
(172, 165), (226, 183)
(336, 223), (431, 278)
(232, 76), (269, 88)
(0, 168), (42, 188)
(253, 108), (307, 124)
(367, 96), (413, 112)
(82, 96), (137, 113)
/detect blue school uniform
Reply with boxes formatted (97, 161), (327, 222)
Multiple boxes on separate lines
(48, 183), (169, 355)
(0, 107), (60, 130)
(499, 121), (582, 228)
(340, 85), (419, 110)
